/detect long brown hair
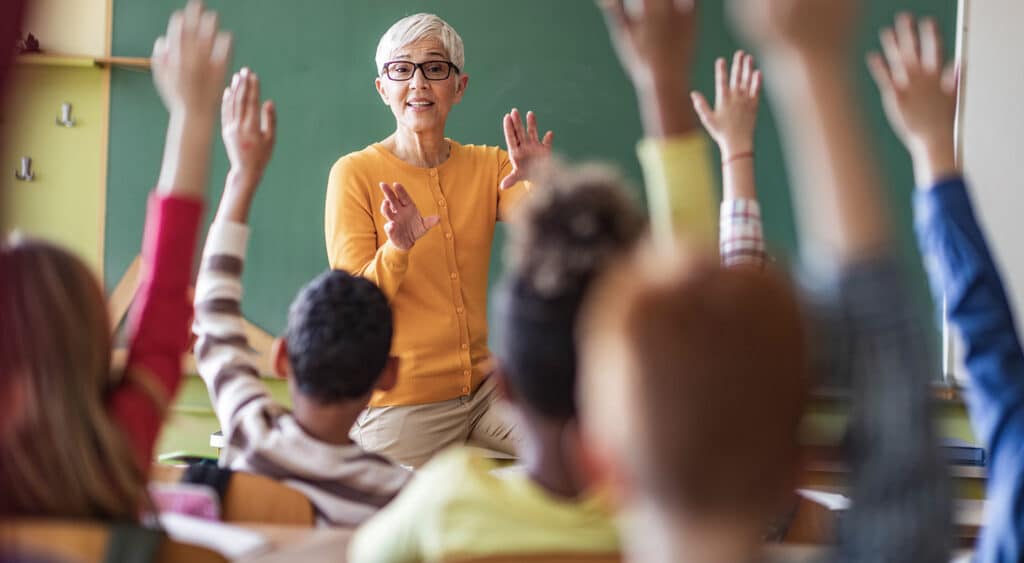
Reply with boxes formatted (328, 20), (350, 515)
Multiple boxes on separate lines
(0, 237), (144, 520)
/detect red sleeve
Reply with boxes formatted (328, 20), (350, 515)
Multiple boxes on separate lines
(109, 192), (203, 470)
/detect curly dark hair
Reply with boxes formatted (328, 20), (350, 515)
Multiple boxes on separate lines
(494, 161), (646, 419)
(285, 270), (393, 402)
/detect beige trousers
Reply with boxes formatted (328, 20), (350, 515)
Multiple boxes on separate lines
(349, 375), (521, 468)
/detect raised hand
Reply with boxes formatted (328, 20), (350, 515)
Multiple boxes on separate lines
(216, 68), (277, 223)
(151, 0), (232, 117)
(599, 0), (698, 88)
(500, 108), (553, 190)
(691, 50), (762, 159)
(728, 0), (857, 57)
(379, 183), (440, 250)
(221, 68), (277, 185)
(599, 0), (699, 137)
(152, 0), (232, 199)
(867, 14), (958, 186)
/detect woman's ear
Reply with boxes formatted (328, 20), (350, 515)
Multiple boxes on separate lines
(375, 77), (388, 104)
(271, 337), (290, 380)
(453, 73), (469, 103)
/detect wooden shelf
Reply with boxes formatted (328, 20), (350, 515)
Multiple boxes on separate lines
(15, 53), (150, 70)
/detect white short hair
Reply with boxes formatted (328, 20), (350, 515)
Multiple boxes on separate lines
(374, 13), (465, 75)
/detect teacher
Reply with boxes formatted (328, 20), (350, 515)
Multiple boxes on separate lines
(325, 13), (553, 467)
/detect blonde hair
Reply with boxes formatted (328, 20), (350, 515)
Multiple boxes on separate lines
(375, 13), (465, 74)
(0, 238), (144, 519)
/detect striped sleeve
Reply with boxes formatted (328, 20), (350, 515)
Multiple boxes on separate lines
(719, 198), (767, 268)
(193, 221), (284, 449)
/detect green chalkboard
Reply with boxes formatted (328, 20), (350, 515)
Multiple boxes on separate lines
(107, 0), (957, 336)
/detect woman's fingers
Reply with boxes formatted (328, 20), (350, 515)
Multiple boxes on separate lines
(393, 183), (413, 207)
(526, 110), (540, 143)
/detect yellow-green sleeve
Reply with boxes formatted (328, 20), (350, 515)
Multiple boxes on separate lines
(325, 157), (410, 300)
(637, 133), (717, 249)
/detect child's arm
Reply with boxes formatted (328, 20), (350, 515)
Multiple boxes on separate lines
(869, 15), (1024, 561)
(599, 0), (717, 249)
(691, 50), (767, 268)
(112, 0), (231, 470)
(193, 68), (285, 451)
(734, 2), (952, 560)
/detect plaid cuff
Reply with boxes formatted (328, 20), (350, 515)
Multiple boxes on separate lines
(720, 199), (767, 268)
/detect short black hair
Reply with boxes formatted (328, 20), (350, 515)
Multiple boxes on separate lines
(285, 270), (392, 403)
(494, 161), (645, 419)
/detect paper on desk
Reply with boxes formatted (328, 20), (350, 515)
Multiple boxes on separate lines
(797, 489), (851, 511)
(160, 512), (270, 559)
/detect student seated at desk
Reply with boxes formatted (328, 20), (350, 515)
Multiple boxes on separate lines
(0, 0), (229, 520)
(192, 68), (410, 528)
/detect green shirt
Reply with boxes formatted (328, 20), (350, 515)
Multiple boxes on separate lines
(348, 448), (619, 562)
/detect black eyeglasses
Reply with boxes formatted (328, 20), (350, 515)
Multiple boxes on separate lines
(382, 60), (460, 81)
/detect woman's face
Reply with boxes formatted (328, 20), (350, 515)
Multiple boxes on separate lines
(375, 36), (468, 135)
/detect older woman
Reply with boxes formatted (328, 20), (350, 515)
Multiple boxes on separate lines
(325, 13), (552, 467)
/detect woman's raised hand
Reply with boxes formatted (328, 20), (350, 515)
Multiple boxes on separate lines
(500, 109), (554, 190)
(379, 182), (440, 251)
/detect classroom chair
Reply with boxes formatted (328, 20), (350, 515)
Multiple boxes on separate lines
(0, 519), (228, 563)
(150, 463), (316, 526)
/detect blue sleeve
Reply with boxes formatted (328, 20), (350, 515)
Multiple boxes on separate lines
(914, 177), (1024, 562)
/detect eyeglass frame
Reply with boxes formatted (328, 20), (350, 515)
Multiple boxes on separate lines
(381, 60), (461, 82)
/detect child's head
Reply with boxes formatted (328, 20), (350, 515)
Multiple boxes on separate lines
(0, 238), (144, 519)
(276, 269), (395, 403)
(494, 162), (645, 420)
(579, 246), (808, 525)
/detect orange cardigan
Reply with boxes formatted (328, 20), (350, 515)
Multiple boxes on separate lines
(325, 141), (529, 406)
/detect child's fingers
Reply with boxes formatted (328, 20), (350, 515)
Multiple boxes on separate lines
(690, 91), (714, 130)
(730, 50), (744, 91)
(541, 130), (554, 148)
(866, 52), (896, 95)
(165, 11), (184, 60)
(244, 71), (260, 130)
(210, 31), (233, 76)
(261, 100), (277, 140)
(182, 0), (203, 37)
(941, 61), (959, 94)
(894, 12), (920, 66)
(197, 9), (218, 53)
(879, 28), (908, 86)
(221, 87), (233, 124)
(741, 53), (753, 90)
(749, 70), (762, 99)
(236, 70), (250, 123)
(919, 17), (942, 72)
(714, 57), (728, 103)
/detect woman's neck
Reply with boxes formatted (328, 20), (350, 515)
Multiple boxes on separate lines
(518, 415), (584, 500)
(386, 128), (450, 168)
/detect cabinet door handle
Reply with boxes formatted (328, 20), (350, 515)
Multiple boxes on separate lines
(14, 156), (34, 181)
(56, 102), (76, 128)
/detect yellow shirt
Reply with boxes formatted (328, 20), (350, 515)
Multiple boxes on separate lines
(348, 448), (620, 562)
(325, 141), (529, 406)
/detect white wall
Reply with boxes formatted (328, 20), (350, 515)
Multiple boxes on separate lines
(952, 0), (1024, 379)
